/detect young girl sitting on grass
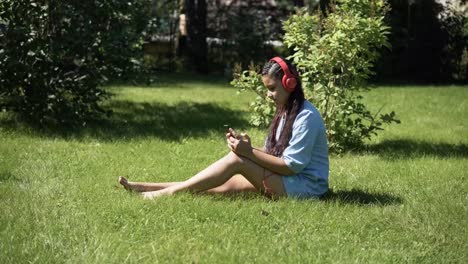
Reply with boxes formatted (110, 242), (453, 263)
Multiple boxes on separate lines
(119, 57), (329, 199)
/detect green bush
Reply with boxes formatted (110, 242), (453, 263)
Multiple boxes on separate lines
(231, 63), (274, 127)
(232, 0), (400, 152)
(0, 0), (152, 125)
(440, 2), (468, 82)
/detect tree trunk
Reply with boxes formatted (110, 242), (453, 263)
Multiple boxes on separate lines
(185, 0), (208, 73)
(293, 0), (305, 7)
(176, 0), (187, 58)
(319, 0), (332, 16)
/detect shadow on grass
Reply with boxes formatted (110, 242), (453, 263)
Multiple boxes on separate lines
(105, 71), (231, 89)
(0, 100), (247, 141)
(200, 189), (403, 207)
(364, 139), (468, 158)
(202, 191), (265, 202)
(0, 171), (17, 182)
(150, 71), (231, 87)
(322, 189), (403, 206)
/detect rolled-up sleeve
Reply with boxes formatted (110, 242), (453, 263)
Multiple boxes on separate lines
(282, 112), (318, 174)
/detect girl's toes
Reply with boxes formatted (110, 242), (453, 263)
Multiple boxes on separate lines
(118, 176), (127, 184)
(118, 176), (132, 191)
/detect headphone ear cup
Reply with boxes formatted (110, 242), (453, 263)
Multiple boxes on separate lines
(283, 75), (297, 91)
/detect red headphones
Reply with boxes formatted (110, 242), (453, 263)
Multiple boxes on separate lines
(269, 57), (297, 92)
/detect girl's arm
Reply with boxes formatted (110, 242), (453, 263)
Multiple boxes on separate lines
(245, 148), (295, 176)
(253, 147), (265, 152)
(227, 135), (295, 176)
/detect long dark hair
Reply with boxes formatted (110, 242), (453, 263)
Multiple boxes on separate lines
(263, 58), (305, 157)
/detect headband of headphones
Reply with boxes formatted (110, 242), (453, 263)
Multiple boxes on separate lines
(269, 57), (297, 92)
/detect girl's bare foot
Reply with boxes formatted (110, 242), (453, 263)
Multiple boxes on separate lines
(119, 176), (133, 191)
(142, 189), (173, 200)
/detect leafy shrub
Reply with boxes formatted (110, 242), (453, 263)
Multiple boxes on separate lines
(0, 0), (152, 125)
(231, 63), (274, 127)
(231, 0), (400, 152)
(439, 2), (468, 82)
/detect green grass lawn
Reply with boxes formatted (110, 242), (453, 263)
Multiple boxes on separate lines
(1, 74), (467, 263)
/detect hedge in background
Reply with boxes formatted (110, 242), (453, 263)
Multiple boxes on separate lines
(232, 0), (400, 152)
(0, 0), (151, 125)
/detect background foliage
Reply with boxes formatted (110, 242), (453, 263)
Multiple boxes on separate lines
(0, 0), (465, 127)
(207, 0), (293, 69)
(149, 0), (467, 84)
(375, 0), (467, 83)
(232, 0), (400, 152)
(0, 0), (152, 125)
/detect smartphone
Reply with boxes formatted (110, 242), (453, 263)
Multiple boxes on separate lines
(224, 125), (238, 138)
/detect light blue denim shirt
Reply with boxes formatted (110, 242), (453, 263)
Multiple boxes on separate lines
(275, 100), (329, 195)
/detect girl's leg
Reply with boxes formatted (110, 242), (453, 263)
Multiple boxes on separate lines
(119, 175), (256, 194)
(142, 152), (286, 199)
(205, 174), (257, 194)
(119, 176), (179, 192)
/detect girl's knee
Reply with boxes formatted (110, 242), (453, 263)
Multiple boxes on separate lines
(225, 151), (246, 166)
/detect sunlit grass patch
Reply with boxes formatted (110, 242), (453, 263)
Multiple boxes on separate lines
(1, 77), (467, 263)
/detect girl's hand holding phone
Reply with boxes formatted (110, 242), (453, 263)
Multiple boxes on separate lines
(226, 127), (252, 157)
(228, 128), (238, 139)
